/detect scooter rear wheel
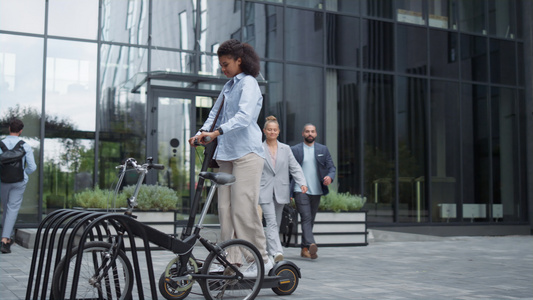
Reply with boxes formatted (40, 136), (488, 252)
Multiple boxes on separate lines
(271, 264), (299, 295)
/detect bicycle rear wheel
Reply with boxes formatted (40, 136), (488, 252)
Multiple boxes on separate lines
(52, 241), (134, 300)
(200, 239), (264, 300)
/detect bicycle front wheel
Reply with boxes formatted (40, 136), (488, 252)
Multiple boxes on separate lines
(200, 239), (264, 300)
(52, 241), (134, 300)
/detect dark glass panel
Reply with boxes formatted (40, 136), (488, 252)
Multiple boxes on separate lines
(460, 34), (488, 82)
(262, 62), (284, 134)
(243, 3), (283, 60)
(101, 0), (149, 45)
(517, 90), (527, 222)
(461, 84), (489, 222)
(429, 30), (459, 78)
(0, 34), (43, 224)
(397, 25), (427, 75)
(428, 0), (458, 30)
(489, 39), (516, 85)
(458, 0), (486, 34)
(201, 0), (242, 52)
(430, 81), (460, 223)
(284, 64), (323, 146)
(517, 44), (524, 86)
(152, 0), (196, 49)
(336, 70), (362, 196)
(286, 0), (324, 9)
(285, 8), (324, 63)
(361, 0), (393, 19)
(396, 0), (425, 26)
(397, 76), (427, 223)
(491, 87), (521, 222)
(325, 0), (359, 14)
(363, 72), (395, 222)
(361, 20), (394, 71)
(326, 14), (359, 67)
(488, 0), (517, 39)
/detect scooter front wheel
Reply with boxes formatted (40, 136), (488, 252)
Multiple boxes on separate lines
(271, 263), (299, 295)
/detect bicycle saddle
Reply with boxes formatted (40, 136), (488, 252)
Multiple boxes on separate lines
(199, 171), (236, 185)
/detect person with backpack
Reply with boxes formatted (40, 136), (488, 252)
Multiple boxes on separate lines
(0, 118), (36, 254)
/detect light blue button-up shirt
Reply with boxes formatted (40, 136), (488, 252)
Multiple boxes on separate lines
(199, 72), (265, 161)
(0, 136), (37, 183)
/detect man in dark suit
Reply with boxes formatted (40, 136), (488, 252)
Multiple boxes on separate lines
(291, 123), (336, 259)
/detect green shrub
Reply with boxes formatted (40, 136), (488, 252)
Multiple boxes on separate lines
(119, 184), (179, 211)
(73, 185), (178, 211)
(319, 190), (366, 212)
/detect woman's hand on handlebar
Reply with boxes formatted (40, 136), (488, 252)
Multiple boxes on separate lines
(188, 131), (218, 147)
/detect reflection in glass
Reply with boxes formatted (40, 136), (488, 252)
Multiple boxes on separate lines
(285, 64), (323, 146)
(48, 0), (98, 39)
(285, 8), (324, 63)
(243, 3), (283, 60)
(363, 73), (394, 222)
(458, 0), (486, 34)
(489, 39), (516, 85)
(460, 34), (488, 82)
(397, 25), (427, 75)
(336, 70), (361, 195)
(326, 14), (359, 67)
(202, 0), (242, 52)
(262, 62), (283, 131)
(488, 0), (517, 38)
(325, 0), (359, 14)
(429, 30), (459, 78)
(361, 0), (393, 19)
(396, 0), (425, 26)
(0, 0), (45, 34)
(430, 81), (460, 223)
(462, 84), (489, 222)
(362, 20), (394, 71)
(397, 76), (427, 223)
(428, 0), (457, 29)
(152, 0), (195, 49)
(101, 0), (149, 45)
(286, 0), (324, 9)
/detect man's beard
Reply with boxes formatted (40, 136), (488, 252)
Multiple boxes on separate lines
(305, 136), (315, 143)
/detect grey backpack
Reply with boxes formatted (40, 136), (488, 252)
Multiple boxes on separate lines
(0, 140), (26, 183)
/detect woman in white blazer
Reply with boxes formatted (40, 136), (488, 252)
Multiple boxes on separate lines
(259, 116), (307, 262)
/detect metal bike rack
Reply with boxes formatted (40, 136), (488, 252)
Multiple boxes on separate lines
(26, 208), (163, 299)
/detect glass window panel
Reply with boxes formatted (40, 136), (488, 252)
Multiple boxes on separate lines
(428, 0), (458, 30)
(515, 0), (524, 39)
(430, 80), (460, 223)
(396, 0), (425, 26)
(517, 43), (524, 86)
(491, 87), (521, 222)
(361, 0), (393, 19)
(488, 0), (517, 38)
(99, 44), (148, 189)
(460, 34), (488, 82)
(458, 0), (486, 34)
(397, 76), (427, 223)
(325, 0), (359, 14)
(152, 0), (196, 49)
(363, 73), (395, 223)
(335, 70), (361, 195)
(0, 35), (42, 224)
(397, 25), (427, 74)
(0, 0), (45, 34)
(517, 90), (527, 222)
(286, 0), (324, 9)
(199, 0), (242, 53)
(362, 20), (394, 71)
(461, 84), (489, 222)
(285, 8), (324, 63)
(326, 14), (359, 68)
(48, 0), (98, 39)
(243, 3), (283, 60)
(285, 64), (323, 146)
(101, 0), (149, 45)
(262, 61), (283, 133)
(429, 30), (459, 78)
(489, 39), (516, 85)
(151, 49), (197, 74)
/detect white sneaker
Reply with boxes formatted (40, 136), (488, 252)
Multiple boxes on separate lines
(264, 257), (274, 274)
(273, 253), (284, 263)
(242, 257), (273, 277)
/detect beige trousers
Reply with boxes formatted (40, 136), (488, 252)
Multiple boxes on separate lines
(217, 153), (268, 261)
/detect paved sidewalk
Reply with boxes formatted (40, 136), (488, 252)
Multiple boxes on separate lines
(1, 232), (532, 299)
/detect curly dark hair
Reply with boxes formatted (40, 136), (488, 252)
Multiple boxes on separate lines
(9, 118), (24, 133)
(217, 39), (260, 77)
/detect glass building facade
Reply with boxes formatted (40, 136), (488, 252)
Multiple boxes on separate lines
(1, 0), (531, 233)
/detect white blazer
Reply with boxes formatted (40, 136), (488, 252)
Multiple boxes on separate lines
(259, 141), (307, 205)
